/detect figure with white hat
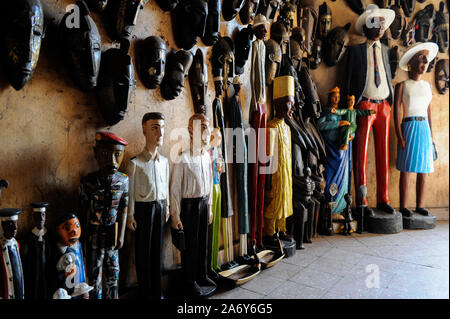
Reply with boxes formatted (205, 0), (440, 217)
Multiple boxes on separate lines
(394, 42), (439, 225)
(0, 203), (24, 299)
(249, 13), (270, 251)
(344, 4), (396, 216)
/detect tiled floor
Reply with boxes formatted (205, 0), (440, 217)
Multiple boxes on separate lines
(211, 221), (449, 299)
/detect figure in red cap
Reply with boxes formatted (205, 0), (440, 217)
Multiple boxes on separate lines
(79, 131), (129, 299)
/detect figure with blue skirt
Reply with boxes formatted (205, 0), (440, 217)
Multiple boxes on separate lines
(394, 42), (439, 218)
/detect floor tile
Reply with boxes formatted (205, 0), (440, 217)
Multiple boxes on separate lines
(263, 260), (304, 280)
(239, 273), (286, 295)
(289, 268), (342, 290)
(210, 287), (265, 299)
(264, 281), (326, 299)
(281, 251), (321, 267)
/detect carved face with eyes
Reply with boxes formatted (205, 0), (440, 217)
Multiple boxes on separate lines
(140, 36), (166, 89)
(2, 0), (44, 91)
(94, 143), (126, 176)
(60, 1), (102, 91)
(408, 49), (430, 76)
(57, 216), (81, 247)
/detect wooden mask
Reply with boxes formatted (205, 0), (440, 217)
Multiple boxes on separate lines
(222, 0), (245, 21)
(234, 25), (254, 75)
(435, 59), (449, 95)
(239, 0), (260, 25)
(1, 0), (44, 91)
(323, 23), (351, 67)
(188, 49), (208, 114)
(137, 36), (167, 89)
(160, 50), (193, 100)
(202, 0), (221, 46)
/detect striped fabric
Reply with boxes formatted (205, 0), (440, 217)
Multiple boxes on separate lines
(373, 44), (381, 88)
(396, 118), (434, 173)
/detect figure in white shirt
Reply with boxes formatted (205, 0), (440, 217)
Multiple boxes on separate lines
(126, 112), (170, 300)
(169, 113), (217, 298)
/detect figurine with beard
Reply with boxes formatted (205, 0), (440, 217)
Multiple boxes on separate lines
(0, 0), (44, 91)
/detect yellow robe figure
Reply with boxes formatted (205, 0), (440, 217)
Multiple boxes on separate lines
(264, 116), (293, 236)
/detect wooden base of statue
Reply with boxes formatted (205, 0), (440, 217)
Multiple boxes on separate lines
(366, 208), (403, 234)
(262, 239), (296, 258)
(218, 264), (261, 285)
(402, 212), (436, 230)
(332, 220), (358, 234)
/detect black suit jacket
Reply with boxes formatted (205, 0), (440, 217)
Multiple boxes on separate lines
(344, 42), (394, 106)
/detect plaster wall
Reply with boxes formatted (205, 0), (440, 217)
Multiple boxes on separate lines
(0, 0), (448, 287)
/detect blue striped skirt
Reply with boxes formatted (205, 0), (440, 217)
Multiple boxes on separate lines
(396, 118), (434, 173)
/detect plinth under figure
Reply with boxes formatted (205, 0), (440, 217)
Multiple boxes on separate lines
(21, 202), (51, 299)
(0, 208), (24, 299)
(394, 42), (439, 229)
(126, 112), (170, 299)
(170, 114), (216, 298)
(263, 75), (295, 246)
(79, 132), (129, 299)
(54, 214), (90, 298)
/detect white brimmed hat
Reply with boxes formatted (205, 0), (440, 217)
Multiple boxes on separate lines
(355, 4), (395, 35)
(399, 42), (439, 71)
(53, 288), (72, 299)
(71, 282), (94, 297)
(253, 14), (269, 28)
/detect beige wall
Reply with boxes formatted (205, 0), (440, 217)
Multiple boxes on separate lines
(0, 0), (448, 281)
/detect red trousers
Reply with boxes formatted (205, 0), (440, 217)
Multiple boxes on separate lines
(354, 99), (391, 205)
(248, 103), (267, 246)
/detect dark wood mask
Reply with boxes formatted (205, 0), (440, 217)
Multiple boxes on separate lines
(211, 37), (234, 92)
(222, 0), (245, 21)
(160, 50), (193, 100)
(290, 27), (305, 73)
(234, 25), (254, 75)
(172, 0), (208, 50)
(389, 45), (399, 79)
(188, 49), (208, 114)
(112, 0), (149, 39)
(137, 36), (167, 89)
(297, 3), (318, 55)
(97, 40), (136, 126)
(401, 0), (415, 17)
(155, 0), (179, 11)
(390, 1), (405, 39)
(277, 0), (296, 31)
(435, 59), (449, 95)
(0, 0), (44, 91)
(401, 18), (416, 46)
(59, 0), (102, 92)
(256, 0), (281, 21)
(376, 0), (393, 8)
(202, 0), (221, 46)
(309, 39), (322, 69)
(85, 0), (109, 12)
(432, 2), (448, 53)
(345, 0), (365, 14)
(322, 23), (351, 67)
(413, 4), (435, 42)
(318, 1), (332, 40)
(239, 0), (260, 25)
(265, 39), (281, 85)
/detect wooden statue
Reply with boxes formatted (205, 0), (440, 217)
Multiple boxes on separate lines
(126, 112), (170, 299)
(394, 42), (438, 223)
(169, 114), (216, 298)
(79, 132), (129, 299)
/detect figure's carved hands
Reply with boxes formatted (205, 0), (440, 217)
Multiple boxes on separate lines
(115, 237), (124, 250)
(171, 216), (183, 230)
(127, 216), (137, 231)
(398, 137), (406, 149)
(338, 120), (351, 127)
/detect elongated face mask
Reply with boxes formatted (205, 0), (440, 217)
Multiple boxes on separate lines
(290, 27), (305, 72)
(239, 0), (260, 25)
(389, 45), (399, 79)
(161, 50), (193, 100)
(265, 39), (281, 85)
(139, 36), (166, 89)
(390, 2), (404, 39)
(60, 1), (102, 91)
(318, 2), (332, 40)
(323, 23), (351, 67)
(172, 0), (208, 50)
(97, 40), (136, 126)
(189, 49), (208, 114)
(211, 37), (234, 92)
(2, 0), (44, 91)
(202, 0), (221, 46)
(115, 0), (149, 39)
(234, 25), (254, 75)
(297, 4), (318, 54)
(401, 19), (416, 46)
(222, 0), (245, 21)
(256, 0), (280, 21)
(414, 4), (435, 43)
(277, 0), (295, 31)
(434, 2), (449, 53)
(401, 0), (415, 17)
